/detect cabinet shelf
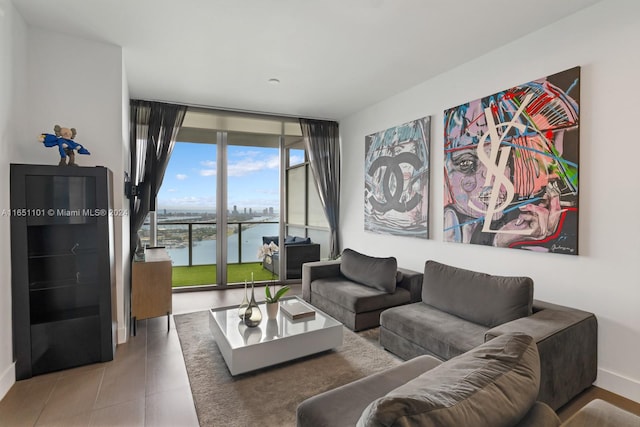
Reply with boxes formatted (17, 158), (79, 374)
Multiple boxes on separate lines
(28, 248), (98, 259)
(30, 305), (99, 325)
(29, 278), (98, 291)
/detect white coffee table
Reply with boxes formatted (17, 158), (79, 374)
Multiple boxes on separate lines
(208, 296), (343, 375)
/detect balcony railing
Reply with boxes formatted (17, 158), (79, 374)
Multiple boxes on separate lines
(139, 220), (279, 287)
(140, 220), (278, 265)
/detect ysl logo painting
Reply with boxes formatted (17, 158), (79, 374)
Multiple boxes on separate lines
(365, 116), (430, 238)
(444, 67), (580, 254)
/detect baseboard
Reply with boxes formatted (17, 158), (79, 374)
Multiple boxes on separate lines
(0, 362), (15, 401)
(117, 325), (128, 344)
(596, 367), (640, 403)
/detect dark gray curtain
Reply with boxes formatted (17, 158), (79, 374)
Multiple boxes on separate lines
(299, 119), (341, 259)
(129, 100), (187, 257)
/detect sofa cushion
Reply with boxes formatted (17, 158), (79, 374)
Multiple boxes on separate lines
(380, 302), (487, 360)
(311, 277), (410, 313)
(340, 248), (397, 293)
(358, 333), (540, 427)
(422, 260), (533, 328)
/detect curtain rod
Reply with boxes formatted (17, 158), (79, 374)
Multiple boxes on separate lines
(130, 97), (336, 123)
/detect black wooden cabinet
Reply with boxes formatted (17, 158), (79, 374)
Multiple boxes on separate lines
(10, 164), (116, 379)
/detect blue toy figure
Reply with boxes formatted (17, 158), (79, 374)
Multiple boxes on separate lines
(39, 124), (90, 166)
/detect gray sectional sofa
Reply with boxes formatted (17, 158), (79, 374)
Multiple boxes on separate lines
(297, 333), (635, 427)
(302, 248), (423, 331)
(300, 253), (598, 414)
(379, 260), (597, 410)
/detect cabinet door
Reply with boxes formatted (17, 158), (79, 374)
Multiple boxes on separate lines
(132, 260), (172, 320)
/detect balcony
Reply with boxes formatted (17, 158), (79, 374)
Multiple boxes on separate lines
(139, 220), (279, 288)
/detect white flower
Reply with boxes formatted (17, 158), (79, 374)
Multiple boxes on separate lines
(257, 242), (279, 259)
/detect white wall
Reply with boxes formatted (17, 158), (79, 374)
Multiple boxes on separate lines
(0, 21), (129, 400)
(340, 0), (640, 402)
(0, 0), (28, 399)
(23, 28), (130, 345)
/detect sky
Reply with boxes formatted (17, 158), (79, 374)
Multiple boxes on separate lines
(157, 142), (301, 212)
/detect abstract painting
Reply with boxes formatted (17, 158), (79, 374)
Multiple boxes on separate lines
(443, 67), (580, 254)
(365, 116), (430, 238)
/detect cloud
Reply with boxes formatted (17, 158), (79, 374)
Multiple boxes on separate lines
(167, 189), (177, 193)
(159, 196), (216, 208)
(228, 155), (280, 177)
(199, 159), (217, 176)
(235, 150), (261, 157)
(196, 153), (279, 177)
(176, 174), (188, 180)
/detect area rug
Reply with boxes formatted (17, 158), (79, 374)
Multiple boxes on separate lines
(174, 310), (401, 427)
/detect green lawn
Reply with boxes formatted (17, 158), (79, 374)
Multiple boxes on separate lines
(172, 262), (276, 287)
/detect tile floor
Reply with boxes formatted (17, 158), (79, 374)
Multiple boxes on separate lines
(2, 284), (639, 426)
(0, 284), (300, 427)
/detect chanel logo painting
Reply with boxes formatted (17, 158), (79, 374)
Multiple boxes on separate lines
(365, 116), (430, 238)
(444, 67), (580, 254)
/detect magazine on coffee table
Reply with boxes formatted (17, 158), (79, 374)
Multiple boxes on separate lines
(281, 301), (316, 320)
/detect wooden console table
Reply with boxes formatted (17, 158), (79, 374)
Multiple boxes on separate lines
(131, 248), (172, 335)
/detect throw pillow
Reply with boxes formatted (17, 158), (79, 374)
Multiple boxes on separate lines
(340, 248), (397, 293)
(291, 236), (312, 245)
(262, 236), (279, 246)
(284, 235), (311, 245)
(358, 333), (540, 427)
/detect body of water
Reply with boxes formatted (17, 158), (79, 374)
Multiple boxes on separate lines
(165, 222), (278, 266)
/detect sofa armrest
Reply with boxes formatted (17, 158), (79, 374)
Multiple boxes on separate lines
(485, 300), (597, 410)
(485, 301), (595, 342)
(262, 254), (278, 276)
(396, 267), (423, 303)
(284, 243), (320, 279)
(302, 260), (342, 302)
(561, 399), (640, 427)
(297, 355), (442, 427)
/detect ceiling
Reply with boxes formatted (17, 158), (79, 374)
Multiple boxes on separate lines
(11, 0), (602, 121)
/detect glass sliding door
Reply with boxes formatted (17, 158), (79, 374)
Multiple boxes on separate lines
(155, 141), (218, 287)
(225, 132), (280, 285)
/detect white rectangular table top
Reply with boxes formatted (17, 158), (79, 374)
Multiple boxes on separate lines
(209, 296), (343, 375)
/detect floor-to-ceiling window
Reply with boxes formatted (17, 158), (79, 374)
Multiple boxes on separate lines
(140, 108), (326, 288)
